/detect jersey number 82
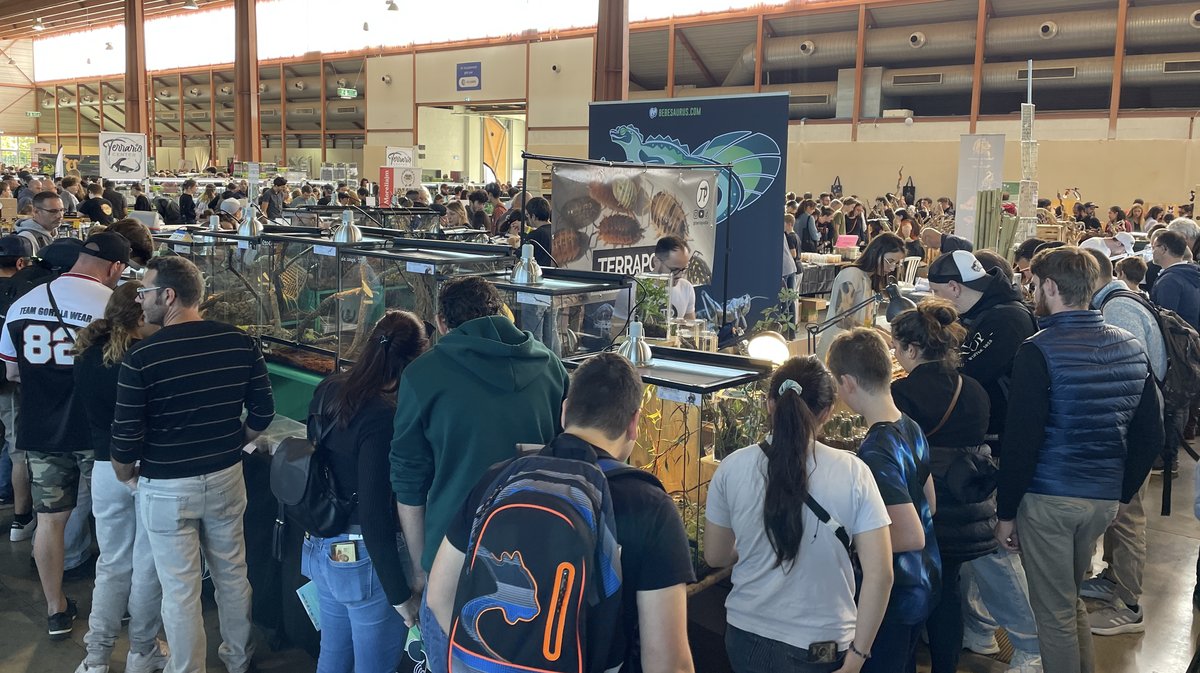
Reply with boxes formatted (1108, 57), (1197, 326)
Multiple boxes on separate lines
(23, 324), (75, 365)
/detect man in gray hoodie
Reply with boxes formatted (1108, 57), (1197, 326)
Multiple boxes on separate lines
(15, 191), (65, 254)
(1083, 247), (1167, 637)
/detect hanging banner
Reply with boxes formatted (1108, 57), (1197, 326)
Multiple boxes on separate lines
(550, 163), (717, 283)
(589, 93), (788, 322)
(29, 143), (52, 171)
(379, 167), (395, 205)
(385, 146), (416, 168)
(37, 153), (100, 178)
(955, 134), (1006, 244)
(99, 132), (148, 180)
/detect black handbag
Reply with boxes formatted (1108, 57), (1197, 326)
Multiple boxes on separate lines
(269, 387), (356, 559)
(831, 176), (843, 198)
(902, 177), (917, 205)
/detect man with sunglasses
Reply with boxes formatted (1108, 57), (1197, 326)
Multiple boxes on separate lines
(14, 191), (66, 254)
(1, 231), (130, 641)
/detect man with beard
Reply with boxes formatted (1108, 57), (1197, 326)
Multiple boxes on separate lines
(111, 256), (274, 673)
(995, 246), (1162, 673)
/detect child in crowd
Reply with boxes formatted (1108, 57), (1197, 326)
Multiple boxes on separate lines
(1115, 256), (1149, 295)
(828, 328), (940, 673)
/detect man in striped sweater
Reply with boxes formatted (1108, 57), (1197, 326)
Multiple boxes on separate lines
(112, 256), (275, 673)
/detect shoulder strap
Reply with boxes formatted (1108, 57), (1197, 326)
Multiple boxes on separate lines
(44, 281), (75, 344)
(1100, 288), (1155, 314)
(926, 375), (962, 438)
(757, 441), (853, 558)
(307, 383), (337, 448)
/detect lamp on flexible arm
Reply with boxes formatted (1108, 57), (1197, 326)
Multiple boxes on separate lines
(805, 282), (915, 353)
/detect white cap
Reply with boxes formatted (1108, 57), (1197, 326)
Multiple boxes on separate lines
(1081, 233), (1135, 261)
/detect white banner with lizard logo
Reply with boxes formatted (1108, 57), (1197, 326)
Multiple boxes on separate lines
(100, 132), (148, 181)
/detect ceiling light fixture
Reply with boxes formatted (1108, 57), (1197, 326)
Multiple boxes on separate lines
(32, 18), (45, 31)
(6, 58), (14, 65)
(362, 21), (369, 31)
(183, 0), (200, 9)
(105, 42), (113, 50)
(386, 0), (398, 10)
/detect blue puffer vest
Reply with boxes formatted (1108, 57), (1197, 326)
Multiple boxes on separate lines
(1026, 310), (1147, 501)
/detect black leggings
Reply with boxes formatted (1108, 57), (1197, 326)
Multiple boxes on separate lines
(924, 559), (965, 673)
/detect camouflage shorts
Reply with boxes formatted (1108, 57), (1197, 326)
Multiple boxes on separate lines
(26, 450), (94, 514)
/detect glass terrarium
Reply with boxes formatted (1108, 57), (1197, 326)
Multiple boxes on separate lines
(336, 239), (514, 365)
(154, 228), (228, 270)
(193, 228), (272, 336)
(563, 347), (774, 578)
(481, 268), (633, 358)
(289, 205), (443, 234)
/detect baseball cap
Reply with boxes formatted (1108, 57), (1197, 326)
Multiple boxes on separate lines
(79, 231), (132, 266)
(928, 250), (993, 292)
(37, 238), (84, 272)
(0, 234), (33, 259)
(1081, 232), (1136, 260)
(1083, 201), (1097, 208)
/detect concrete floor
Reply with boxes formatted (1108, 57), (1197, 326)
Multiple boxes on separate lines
(2, 451), (1199, 673)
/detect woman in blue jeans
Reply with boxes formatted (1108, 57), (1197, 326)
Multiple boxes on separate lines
(301, 311), (429, 673)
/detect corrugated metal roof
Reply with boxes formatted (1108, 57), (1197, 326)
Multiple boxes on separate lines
(674, 20), (758, 86)
(990, 0), (1115, 17)
(630, 29), (669, 89)
(868, 0), (978, 28)
(769, 11), (859, 37)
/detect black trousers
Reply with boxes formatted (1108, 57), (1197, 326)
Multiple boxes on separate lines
(924, 559), (966, 673)
(861, 618), (920, 673)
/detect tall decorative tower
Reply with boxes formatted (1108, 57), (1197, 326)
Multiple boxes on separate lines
(1017, 67), (1039, 245)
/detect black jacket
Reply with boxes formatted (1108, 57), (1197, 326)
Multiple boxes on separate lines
(894, 363), (996, 562)
(958, 269), (1038, 445)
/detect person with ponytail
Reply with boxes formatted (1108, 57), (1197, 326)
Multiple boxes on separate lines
(302, 310), (429, 673)
(73, 281), (169, 673)
(890, 299), (1001, 673)
(705, 356), (894, 673)
(828, 328), (940, 673)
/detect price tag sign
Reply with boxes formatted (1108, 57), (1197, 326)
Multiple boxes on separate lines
(406, 261), (434, 275)
(173, 245), (190, 254)
(516, 292), (551, 307)
(169, 230), (192, 242)
(314, 245), (337, 257)
(237, 241), (249, 250)
(657, 387), (700, 407)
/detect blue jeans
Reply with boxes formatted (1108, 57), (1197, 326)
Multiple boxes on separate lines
(421, 592), (449, 673)
(725, 624), (844, 673)
(861, 620), (919, 673)
(0, 440), (12, 500)
(961, 549), (1040, 655)
(303, 534), (406, 673)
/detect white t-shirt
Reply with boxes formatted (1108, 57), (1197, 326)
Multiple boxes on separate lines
(706, 441), (890, 650)
(613, 277), (696, 321)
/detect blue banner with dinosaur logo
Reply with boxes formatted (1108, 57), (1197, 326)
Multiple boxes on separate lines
(589, 93), (788, 329)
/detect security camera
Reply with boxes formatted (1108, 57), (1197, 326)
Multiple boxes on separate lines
(551, 64), (560, 73)
(381, 75), (392, 84)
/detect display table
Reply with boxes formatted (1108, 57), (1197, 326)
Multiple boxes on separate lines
(266, 362), (324, 422)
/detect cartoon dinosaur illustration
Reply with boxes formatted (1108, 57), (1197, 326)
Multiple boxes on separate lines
(607, 124), (781, 224)
(459, 547), (540, 659)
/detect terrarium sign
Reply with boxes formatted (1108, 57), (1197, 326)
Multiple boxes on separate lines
(550, 163), (717, 290)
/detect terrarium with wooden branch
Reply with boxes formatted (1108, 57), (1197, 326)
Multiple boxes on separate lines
(336, 239), (514, 366)
(564, 347), (773, 578)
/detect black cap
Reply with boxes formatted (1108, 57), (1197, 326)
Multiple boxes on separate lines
(273, 176), (288, 187)
(928, 250), (993, 292)
(0, 235), (32, 259)
(79, 231), (132, 266)
(37, 238), (85, 272)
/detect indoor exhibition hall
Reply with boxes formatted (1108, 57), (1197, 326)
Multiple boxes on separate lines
(1, 1), (1199, 673)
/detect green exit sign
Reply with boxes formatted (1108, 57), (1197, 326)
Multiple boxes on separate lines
(26, 111), (41, 118)
(336, 87), (357, 99)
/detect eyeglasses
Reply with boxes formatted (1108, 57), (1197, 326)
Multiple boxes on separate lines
(135, 286), (163, 298)
(667, 265), (688, 278)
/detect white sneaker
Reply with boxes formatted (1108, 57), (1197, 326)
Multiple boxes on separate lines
(126, 640), (170, 673)
(1090, 602), (1145, 636)
(1081, 575), (1117, 601)
(963, 625), (1001, 655)
(9, 515), (35, 542)
(73, 662), (110, 673)
(1006, 651), (1043, 673)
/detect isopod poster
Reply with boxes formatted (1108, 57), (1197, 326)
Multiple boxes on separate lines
(550, 164), (717, 289)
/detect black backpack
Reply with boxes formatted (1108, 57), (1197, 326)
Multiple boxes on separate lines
(156, 197), (183, 225)
(269, 387), (356, 557)
(447, 438), (659, 673)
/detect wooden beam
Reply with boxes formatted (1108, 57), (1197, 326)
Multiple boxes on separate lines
(593, 0), (629, 101)
(233, 0), (260, 161)
(850, 3), (866, 141)
(677, 30), (718, 88)
(124, 0), (149, 134)
(968, 0), (987, 133)
(754, 14), (764, 92)
(763, 19), (776, 38)
(1108, 0), (1129, 139)
(666, 20), (676, 97)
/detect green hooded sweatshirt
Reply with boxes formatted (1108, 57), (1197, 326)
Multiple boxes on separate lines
(389, 314), (569, 571)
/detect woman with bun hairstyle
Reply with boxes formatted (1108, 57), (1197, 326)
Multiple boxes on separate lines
(817, 233), (906, 358)
(705, 356), (895, 673)
(889, 299), (997, 673)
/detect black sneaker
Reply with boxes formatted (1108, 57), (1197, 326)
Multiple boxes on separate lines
(48, 598), (77, 641)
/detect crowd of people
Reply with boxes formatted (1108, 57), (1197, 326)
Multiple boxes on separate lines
(0, 162), (1197, 673)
